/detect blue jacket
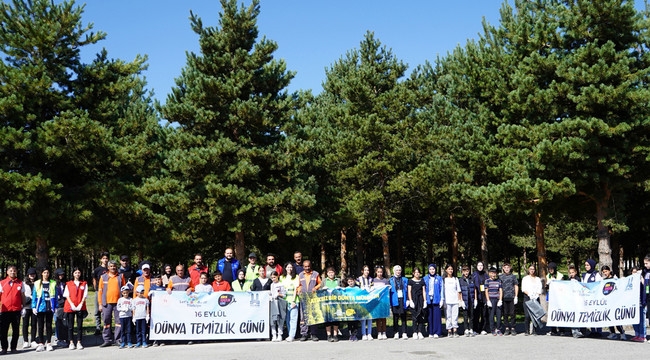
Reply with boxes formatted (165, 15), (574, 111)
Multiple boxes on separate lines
(389, 276), (408, 308)
(32, 279), (57, 313)
(217, 258), (240, 281)
(423, 274), (444, 305)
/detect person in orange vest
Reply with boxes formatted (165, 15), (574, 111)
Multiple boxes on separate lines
(0, 265), (25, 354)
(297, 260), (321, 341)
(97, 260), (126, 347)
(63, 267), (87, 350)
(133, 263), (152, 298)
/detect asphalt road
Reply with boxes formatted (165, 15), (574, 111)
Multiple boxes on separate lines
(3, 328), (646, 360)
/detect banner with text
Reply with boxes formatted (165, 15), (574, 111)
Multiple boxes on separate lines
(547, 273), (640, 327)
(149, 290), (269, 340)
(304, 286), (390, 324)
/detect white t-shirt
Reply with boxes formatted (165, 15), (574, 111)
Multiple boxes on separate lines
(443, 277), (461, 305)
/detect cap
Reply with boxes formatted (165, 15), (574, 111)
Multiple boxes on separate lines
(121, 285), (130, 292)
(27, 267), (37, 275)
(120, 255), (129, 261)
(489, 267), (498, 272)
(55, 268), (65, 276)
(136, 285), (145, 293)
(248, 252), (257, 258)
(141, 264), (150, 270)
(548, 262), (557, 270)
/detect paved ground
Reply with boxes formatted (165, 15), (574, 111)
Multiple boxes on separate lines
(3, 328), (646, 359)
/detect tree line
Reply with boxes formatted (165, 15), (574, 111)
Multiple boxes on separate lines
(2, 0), (650, 279)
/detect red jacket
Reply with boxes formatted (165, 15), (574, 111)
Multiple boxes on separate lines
(0, 277), (24, 312)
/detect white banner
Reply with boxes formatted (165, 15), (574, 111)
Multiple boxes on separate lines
(149, 290), (270, 340)
(547, 273), (640, 327)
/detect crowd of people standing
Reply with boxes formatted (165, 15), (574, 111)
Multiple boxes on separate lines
(0, 249), (649, 354)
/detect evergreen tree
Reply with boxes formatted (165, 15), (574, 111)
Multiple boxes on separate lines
(0, 0), (161, 267)
(155, 0), (318, 262)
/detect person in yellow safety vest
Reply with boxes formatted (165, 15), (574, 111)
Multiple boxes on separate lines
(244, 253), (260, 289)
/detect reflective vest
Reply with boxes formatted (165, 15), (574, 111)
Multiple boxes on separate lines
(134, 275), (151, 298)
(100, 273), (124, 306)
(168, 275), (192, 292)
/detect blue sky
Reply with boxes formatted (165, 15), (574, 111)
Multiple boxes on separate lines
(77, 1), (645, 104)
(78, 1), (506, 103)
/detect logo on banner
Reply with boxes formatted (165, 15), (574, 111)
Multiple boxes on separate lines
(602, 282), (616, 295)
(218, 294), (236, 307)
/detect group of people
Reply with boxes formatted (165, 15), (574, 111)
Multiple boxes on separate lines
(1, 250), (649, 353)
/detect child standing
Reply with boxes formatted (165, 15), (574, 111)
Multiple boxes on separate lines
(357, 265), (374, 340)
(373, 265), (389, 340)
(116, 285), (133, 348)
(407, 268), (426, 339)
(498, 263), (519, 336)
(345, 277), (360, 341)
(443, 264), (462, 338)
(193, 272), (213, 294)
(458, 265), (475, 336)
(484, 267), (503, 336)
(567, 265), (584, 338)
(600, 266), (626, 340)
(211, 270), (232, 292)
(270, 271), (287, 342)
(132, 285), (150, 348)
(322, 267), (341, 342)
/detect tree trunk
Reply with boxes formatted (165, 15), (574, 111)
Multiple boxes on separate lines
(596, 193), (613, 270)
(36, 235), (48, 269)
(340, 228), (348, 277)
(618, 244), (624, 278)
(382, 230), (391, 273)
(234, 231), (245, 264)
(426, 217), (434, 266)
(535, 212), (548, 279)
(356, 227), (364, 273)
(479, 218), (488, 266)
(450, 213), (459, 272)
(320, 237), (326, 273)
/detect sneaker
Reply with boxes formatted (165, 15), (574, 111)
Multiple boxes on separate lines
(22, 342), (30, 349)
(511, 330), (517, 336)
(286, 337), (294, 342)
(572, 330), (584, 338)
(607, 333), (618, 340)
(402, 333), (408, 340)
(349, 335), (357, 342)
(631, 336), (644, 342)
(620, 334), (627, 341)
(143, 343), (149, 348)
(332, 335), (339, 342)
(31, 341), (38, 348)
(46, 344), (53, 351)
(497, 330), (503, 336)
(454, 332), (460, 338)
(327, 335), (333, 342)
(368, 334), (373, 340)
(361, 334), (367, 341)
(76, 343), (84, 350)
(492, 330), (497, 336)
(311, 335), (319, 342)
(133, 343), (140, 348)
(393, 333), (399, 340)
(69, 343), (76, 350)
(99, 342), (112, 348)
(35, 344), (44, 352)
(119, 344), (125, 349)
(433, 334), (439, 339)
(0, 350), (6, 355)
(480, 330), (488, 335)
(503, 329), (510, 336)
(300, 336), (308, 342)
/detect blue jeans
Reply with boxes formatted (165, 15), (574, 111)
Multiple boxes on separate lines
(135, 319), (147, 345)
(633, 306), (647, 338)
(119, 317), (132, 346)
(361, 319), (372, 336)
(285, 303), (298, 339)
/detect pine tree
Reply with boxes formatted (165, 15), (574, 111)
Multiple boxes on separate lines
(156, 0), (318, 262)
(0, 0), (160, 266)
